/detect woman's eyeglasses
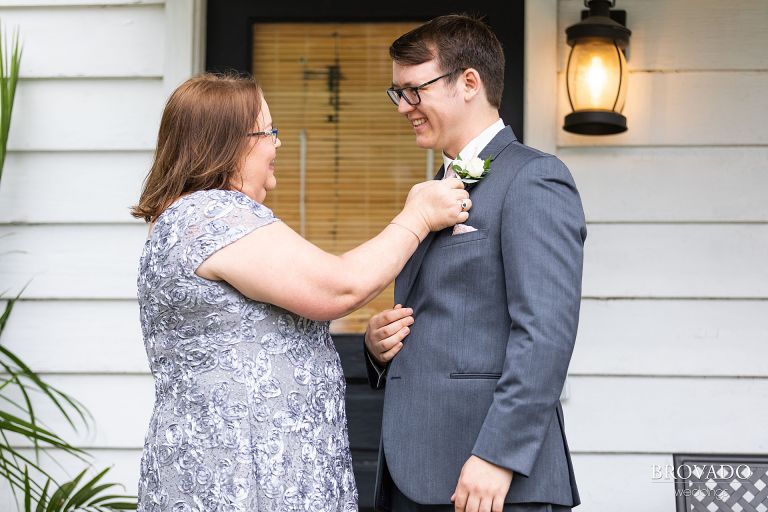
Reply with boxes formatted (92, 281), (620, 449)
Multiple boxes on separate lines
(247, 128), (279, 144)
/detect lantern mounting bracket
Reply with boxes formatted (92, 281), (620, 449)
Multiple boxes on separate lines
(580, 9), (625, 28)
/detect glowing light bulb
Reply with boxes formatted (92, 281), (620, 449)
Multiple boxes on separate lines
(586, 56), (608, 107)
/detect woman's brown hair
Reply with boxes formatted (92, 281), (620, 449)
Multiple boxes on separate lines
(131, 73), (263, 222)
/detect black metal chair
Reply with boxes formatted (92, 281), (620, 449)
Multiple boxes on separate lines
(673, 454), (768, 511)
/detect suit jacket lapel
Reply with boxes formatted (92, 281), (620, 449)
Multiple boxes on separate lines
(395, 126), (517, 304)
(466, 126), (518, 193)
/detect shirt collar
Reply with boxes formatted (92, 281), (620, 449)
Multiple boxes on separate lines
(442, 118), (505, 171)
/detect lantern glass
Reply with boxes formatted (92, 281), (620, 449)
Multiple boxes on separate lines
(566, 38), (627, 113)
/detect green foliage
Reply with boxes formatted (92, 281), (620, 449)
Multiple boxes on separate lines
(0, 23), (21, 180)
(22, 467), (136, 512)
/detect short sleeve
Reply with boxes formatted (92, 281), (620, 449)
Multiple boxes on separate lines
(179, 189), (279, 274)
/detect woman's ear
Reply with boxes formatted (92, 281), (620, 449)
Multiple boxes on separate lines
(462, 68), (483, 101)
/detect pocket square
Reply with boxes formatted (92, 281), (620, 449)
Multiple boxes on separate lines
(452, 223), (478, 235)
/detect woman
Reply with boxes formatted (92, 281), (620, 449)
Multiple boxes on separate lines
(131, 73), (470, 512)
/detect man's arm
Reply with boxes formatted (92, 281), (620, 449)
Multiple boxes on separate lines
(363, 305), (414, 389)
(453, 155), (586, 512)
(472, 154), (586, 476)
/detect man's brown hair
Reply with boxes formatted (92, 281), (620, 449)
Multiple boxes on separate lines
(389, 14), (505, 109)
(131, 73), (262, 222)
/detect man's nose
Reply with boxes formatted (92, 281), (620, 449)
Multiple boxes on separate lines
(397, 96), (415, 114)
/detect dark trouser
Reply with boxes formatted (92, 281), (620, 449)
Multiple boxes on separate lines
(387, 479), (572, 512)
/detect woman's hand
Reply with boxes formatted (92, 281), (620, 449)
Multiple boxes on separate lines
(398, 179), (472, 236)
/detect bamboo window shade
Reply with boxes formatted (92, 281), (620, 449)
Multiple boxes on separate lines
(252, 22), (429, 334)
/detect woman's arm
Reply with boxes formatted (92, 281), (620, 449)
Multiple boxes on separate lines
(197, 179), (470, 320)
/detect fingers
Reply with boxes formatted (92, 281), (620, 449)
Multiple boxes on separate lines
(412, 179), (473, 232)
(371, 313), (412, 363)
(453, 489), (468, 512)
(370, 325), (409, 363)
(445, 177), (467, 190)
(465, 495), (480, 512)
(369, 306), (413, 332)
(378, 337), (405, 363)
(365, 305), (414, 364)
(455, 491), (498, 512)
(378, 314), (414, 338)
(450, 189), (471, 212)
(377, 317), (411, 347)
(453, 457), (513, 512)
(448, 184), (470, 199)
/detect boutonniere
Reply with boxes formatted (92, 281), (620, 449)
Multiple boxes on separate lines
(451, 154), (491, 184)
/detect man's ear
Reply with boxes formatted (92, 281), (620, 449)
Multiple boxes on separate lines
(462, 68), (483, 101)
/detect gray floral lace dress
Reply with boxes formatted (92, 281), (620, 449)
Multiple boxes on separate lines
(136, 190), (357, 512)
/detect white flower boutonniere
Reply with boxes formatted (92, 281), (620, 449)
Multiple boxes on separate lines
(451, 154), (491, 184)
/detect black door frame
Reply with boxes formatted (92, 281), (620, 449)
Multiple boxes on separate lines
(206, 1), (525, 141)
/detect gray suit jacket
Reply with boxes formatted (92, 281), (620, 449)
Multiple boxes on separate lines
(365, 127), (585, 508)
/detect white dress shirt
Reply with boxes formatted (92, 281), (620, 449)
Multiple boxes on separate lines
(442, 118), (505, 179)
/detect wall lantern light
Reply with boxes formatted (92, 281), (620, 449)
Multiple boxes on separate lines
(564, 0), (631, 135)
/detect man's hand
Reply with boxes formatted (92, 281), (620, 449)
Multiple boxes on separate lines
(451, 456), (514, 512)
(364, 304), (413, 366)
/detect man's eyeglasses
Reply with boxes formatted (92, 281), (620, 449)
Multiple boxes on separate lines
(247, 128), (279, 144)
(386, 71), (457, 106)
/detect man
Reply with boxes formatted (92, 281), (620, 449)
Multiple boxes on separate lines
(364, 15), (586, 512)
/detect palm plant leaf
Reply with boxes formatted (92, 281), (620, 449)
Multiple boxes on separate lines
(0, 345), (91, 429)
(0, 295), (107, 506)
(1, 288), (91, 427)
(25, 467), (136, 512)
(0, 23), (21, 178)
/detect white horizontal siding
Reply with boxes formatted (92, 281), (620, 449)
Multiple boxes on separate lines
(7, 78), (164, 151)
(557, 71), (768, 147)
(0, 225), (147, 299)
(0, 0), (200, 505)
(4, 374), (765, 454)
(570, 453), (675, 512)
(3, 299), (767, 378)
(0, 151), (151, 223)
(3, 224), (767, 299)
(0, 4), (164, 77)
(573, 299), (768, 377)
(1, 375), (154, 448)
(558, 0), (768, 71)
(582, 224), (768, 298)
(0, 300), (147, 373)
(553, 3), (768, 510)
(564, 146), (768, 222)
(5, 146), (767, 224)
(564, 376), (768, 453)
